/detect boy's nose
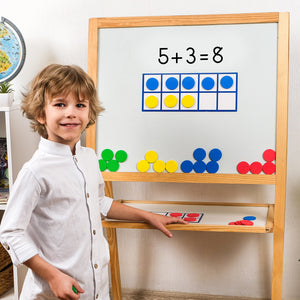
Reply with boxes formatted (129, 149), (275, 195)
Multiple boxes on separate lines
(65, 105), (76, 117)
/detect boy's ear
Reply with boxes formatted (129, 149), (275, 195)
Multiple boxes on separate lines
(37, 116), (46, 124)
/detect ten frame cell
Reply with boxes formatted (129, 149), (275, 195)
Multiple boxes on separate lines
(218, 74), (237, 92)
(144, 74), (161, 91)
(143, 93), (161, 110)
(199, 93), (217, 111)
(163, 75), (180, 91)
(218, 93), (237, 111)
(181, 75), (198, 91)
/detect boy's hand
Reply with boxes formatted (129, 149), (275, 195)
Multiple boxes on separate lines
(145, 213), (188, 238)
(24, 255), (84, 299)
(48, 270), (84, 300)
(107, 201), (188, 238)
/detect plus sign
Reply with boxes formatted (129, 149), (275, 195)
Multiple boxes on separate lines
(171, 52), (183, 63)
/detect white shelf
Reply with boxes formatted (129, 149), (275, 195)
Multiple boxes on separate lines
(0, 105), (39, 300)
(0, 203), (7, 211)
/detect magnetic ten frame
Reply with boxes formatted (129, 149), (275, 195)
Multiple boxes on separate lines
(86, 13), (289, 300)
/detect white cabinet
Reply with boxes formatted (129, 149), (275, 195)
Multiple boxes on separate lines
(0, 104), (39, 300)
(0, 105), (39, 205)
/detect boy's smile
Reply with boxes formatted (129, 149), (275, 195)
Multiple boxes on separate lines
(37, 92), (90, 154)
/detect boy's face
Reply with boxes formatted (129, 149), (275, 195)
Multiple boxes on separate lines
(37, 92), (90, 154)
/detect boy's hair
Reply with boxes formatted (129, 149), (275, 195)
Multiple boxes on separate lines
(22, 64), (104, 138)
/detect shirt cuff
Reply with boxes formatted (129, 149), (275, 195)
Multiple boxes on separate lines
(1, 236), (39, 266)
(100, 196), (113, 216)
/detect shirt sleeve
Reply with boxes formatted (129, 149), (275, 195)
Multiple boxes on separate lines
(99, 195), (113, 217)
(0, 167), (40, 266)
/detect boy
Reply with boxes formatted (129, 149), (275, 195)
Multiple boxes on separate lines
(0, 64), (186, 300)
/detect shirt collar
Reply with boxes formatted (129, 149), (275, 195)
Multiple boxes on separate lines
(39, 137), (81, 157)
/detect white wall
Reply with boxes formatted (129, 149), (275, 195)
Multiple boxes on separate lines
(3, 0), (299, 299)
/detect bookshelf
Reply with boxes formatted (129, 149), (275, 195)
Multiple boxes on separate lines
(0, 104), (39, 299)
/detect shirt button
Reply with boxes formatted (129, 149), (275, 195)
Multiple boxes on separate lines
(93, 230), (96, 235)
(94, 264), (98, 269)
(4, 243), (10, 251)
(96, 294), (99, 299)
(87, 193), (90, 198)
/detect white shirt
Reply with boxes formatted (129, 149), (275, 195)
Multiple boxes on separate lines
(0, 138), (113, 300)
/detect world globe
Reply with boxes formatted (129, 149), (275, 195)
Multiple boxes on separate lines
(0, 17), (26, 82)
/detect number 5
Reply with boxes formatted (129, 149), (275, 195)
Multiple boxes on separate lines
(158, 48), (169, 64)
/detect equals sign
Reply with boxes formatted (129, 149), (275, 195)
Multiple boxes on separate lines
(200, 54), (208, 60)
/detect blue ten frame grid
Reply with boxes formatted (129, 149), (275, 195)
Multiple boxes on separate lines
(142, 72), (238, 112)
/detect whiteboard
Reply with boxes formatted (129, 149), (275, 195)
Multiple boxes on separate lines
(95, 23), (278, 174)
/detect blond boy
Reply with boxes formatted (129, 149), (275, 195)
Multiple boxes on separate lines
(0, 64), (186, 300)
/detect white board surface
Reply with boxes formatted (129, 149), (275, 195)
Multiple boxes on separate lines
(96, 23), (277, 174)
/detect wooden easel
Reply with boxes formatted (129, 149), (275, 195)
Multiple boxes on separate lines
(86, 12), (289, 300)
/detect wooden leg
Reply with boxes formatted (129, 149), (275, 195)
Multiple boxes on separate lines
(106, 227), (122, 300)
(271, 229), (284, 300)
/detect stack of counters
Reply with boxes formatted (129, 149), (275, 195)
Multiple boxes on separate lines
(228, 220), (254, 226)
(228, 216), (256, 226)
(181, 147), (222, 174)
(137, 150), (178, 173)
(98, 149), (128, 172)
(262, 149), (276, 174)
(236, 149), (276, 175)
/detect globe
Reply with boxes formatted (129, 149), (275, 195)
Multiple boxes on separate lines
(0, 17), (26, 82)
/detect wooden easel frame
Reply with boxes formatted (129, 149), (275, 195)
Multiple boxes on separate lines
(87, 12), (289, 300)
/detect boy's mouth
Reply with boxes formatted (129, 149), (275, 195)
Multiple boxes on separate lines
(60, 123), (80, 127)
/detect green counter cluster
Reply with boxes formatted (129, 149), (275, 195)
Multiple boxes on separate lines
(98, 149), (127, 172)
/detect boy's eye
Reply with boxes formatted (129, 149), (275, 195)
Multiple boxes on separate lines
(77, 103), (86, 108)
(54, 103), (65, 107)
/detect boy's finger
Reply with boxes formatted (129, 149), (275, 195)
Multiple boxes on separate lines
(168, 217), (188, 224)
(73, 282), (85, 294)
(176, 217), (188, 224)
(164, 230), (173, 238)
(159, 225), (173, 238)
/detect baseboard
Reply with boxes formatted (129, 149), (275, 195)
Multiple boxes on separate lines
(120, 289), (269, 300)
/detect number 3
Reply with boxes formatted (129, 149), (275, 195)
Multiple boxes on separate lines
(186, 47), (196, 64)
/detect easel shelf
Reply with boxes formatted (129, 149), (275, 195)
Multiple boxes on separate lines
(103, 200), (274, 233)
